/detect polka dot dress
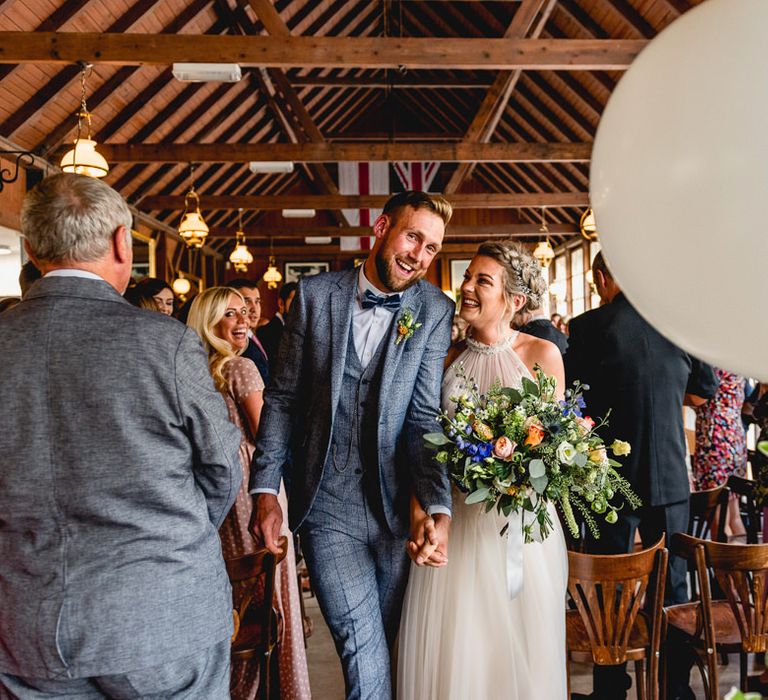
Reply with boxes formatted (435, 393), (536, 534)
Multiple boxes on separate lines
(219, 356), (312, 700)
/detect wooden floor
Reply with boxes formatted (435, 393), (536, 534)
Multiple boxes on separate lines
(303, 594), (757, 699)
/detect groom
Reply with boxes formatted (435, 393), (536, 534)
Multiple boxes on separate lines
(250, 191), (454, 698)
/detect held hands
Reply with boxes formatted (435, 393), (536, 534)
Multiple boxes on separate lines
(408, 512), (450, 568)
(248, 493), (285, 556)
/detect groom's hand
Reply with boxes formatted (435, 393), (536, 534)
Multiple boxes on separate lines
(408, 513), (450, 567)
(249, 493), (284, 556)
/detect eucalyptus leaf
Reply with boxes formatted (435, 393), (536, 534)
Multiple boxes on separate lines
(465, 488), (490, 505)
(424, 432), (451, 447)
(531, 474), (549, 494)
(574, 453), (588, 468)
(521, 377), (540, 397)
(529, 458), (546, 478)
(499, 387), (522, 403)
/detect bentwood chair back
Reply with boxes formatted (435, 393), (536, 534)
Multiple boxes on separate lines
(226, 536), (288, 700)
(566, 536), (668, 700)
(688, 485), (729, 543)
(727, 475), (760, 544)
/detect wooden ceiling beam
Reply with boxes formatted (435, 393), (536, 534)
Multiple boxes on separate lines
(140, 192), (590, 211)
(287, 74), (494, 89)
(208, 222), (578, 239)
(445, 0), (556, 194)
(0, 34), (647, 70)
(98, 141), (592, 164)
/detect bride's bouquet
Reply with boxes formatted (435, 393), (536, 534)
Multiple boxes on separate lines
(425, 366), (641, 542)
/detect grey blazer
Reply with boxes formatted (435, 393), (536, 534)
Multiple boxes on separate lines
(0, 276), (242, 680)
(250, 268), (454, 537)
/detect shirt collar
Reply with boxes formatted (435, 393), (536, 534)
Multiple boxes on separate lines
(45, 269), (105, 282)
(357, 263), (399, 301)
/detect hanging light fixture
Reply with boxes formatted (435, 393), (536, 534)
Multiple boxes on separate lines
(262, 238), (282, 289)
(172, 274), (191, 296)
(177, 164), (209, 248)
(580, 207), (598, 241)
(229, 208), (254, 272)
(533, 207), (555, 268)
(60, 63), (109, 178)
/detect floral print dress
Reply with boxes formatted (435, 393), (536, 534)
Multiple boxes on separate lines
(692, 368), (746, 490)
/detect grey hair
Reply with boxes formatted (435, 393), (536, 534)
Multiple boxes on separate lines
(476, 239), (547, 313)
(21, 173), (133, 263)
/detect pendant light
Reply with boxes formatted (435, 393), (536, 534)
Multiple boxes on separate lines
(262, 237), (282, 289)
(177, 164), (209, 248)
(60, 63), (109, 178)
(580, 207), (598, 241)
(229, 208), (254, 273)
(533, 207), (555, 268)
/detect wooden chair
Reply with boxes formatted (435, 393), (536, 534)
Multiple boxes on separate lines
(688, 485), (729, 543)
(226, 536), (288, 700)
(662, 533), (719, 700)
(727, 475), (760, 544)
(664, 535), (768, 697)
(566, 536), (668, 700)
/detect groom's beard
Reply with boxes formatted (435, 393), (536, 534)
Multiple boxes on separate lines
(374, 250), (426, 293)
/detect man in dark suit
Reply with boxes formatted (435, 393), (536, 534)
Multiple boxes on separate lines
(229, 277), (270, 385)
(0, 174), (242, 698)
(257, 281), (298, 374)
(566, 252), (717, 700)
(516, 308), (568, 353)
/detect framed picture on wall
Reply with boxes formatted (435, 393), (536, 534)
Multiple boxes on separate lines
(449, 259), (470, 299)
(284, 261), (330, 283)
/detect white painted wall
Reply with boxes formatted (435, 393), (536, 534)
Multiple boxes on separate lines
(0, 225), (22, 296)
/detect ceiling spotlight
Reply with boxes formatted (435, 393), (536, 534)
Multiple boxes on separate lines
(0, 244), (12, 256)
(282, 208), (316, 218)
(172, 63), (242, 82)
(249, 161), (294, 174)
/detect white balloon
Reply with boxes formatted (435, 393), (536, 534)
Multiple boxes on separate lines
(591, 0), (768, 380)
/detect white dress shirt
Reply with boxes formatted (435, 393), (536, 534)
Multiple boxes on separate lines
(45, 269), (105, 281)
(353, 264), (399, 368)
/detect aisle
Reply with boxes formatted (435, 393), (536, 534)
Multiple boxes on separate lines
(302, 592), (743, 698)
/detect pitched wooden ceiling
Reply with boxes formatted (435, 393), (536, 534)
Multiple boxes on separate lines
(0, 0), (701, 257)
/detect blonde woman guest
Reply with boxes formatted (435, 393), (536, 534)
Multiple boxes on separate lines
(188, 287), (311, 700)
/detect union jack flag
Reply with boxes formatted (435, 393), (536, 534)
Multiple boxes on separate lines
(393, 162), (440, 192)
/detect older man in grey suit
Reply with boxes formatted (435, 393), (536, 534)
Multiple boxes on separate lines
(250, 191), (454, 699)
(0, 174), (242, 699)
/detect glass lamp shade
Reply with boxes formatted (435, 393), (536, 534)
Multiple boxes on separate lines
(178, 210), (209, 246)
(172, 276), (191, 296)
(60, 138), (109, 178)
(580, 208), (598, 241)
(229, 241), (254, 266)
(533, 240), (555, 268)
(262, 257), (283, 289)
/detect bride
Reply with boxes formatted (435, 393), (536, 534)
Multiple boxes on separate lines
(398, 240), (569, 699)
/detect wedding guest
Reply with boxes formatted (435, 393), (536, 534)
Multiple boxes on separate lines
(550, 312), (562, 328)
(18, 260), (41, 296)
(450, 314), (468, 343)
(188, 287), (310, 700)
(124, 277), (175, 316)
(515, 307), (568, 354)
(566, 252), (717, 700)
(257, 281), (298, 373)
(692, 368), (747, 537)
(229, 278), (270, 385)
(0, 173), (241, 698)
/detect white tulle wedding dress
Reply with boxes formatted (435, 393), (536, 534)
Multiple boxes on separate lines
(397, 333), (569, 700)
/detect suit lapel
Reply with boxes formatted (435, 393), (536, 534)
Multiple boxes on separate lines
(329, 269), (358, 421)
(378, 283), (423, 414)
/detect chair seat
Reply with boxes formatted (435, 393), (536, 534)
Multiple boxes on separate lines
(665, 600), (742, 647)
(566, 609), (650, 663)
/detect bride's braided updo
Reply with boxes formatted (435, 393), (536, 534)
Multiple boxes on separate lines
(476, 239), (547, 312)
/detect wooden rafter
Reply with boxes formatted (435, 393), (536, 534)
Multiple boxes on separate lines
(98, 141), (592, 163)
(139, 192), (590, 211)
(0, 33), (647, 70)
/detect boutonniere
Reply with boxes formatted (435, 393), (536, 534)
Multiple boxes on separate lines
(395, 308), (422, 345)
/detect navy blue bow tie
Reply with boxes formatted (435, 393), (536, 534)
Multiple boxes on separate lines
(361, 289), (401, 311)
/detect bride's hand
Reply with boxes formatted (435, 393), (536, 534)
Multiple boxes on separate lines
(408, 513), (449, 567)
